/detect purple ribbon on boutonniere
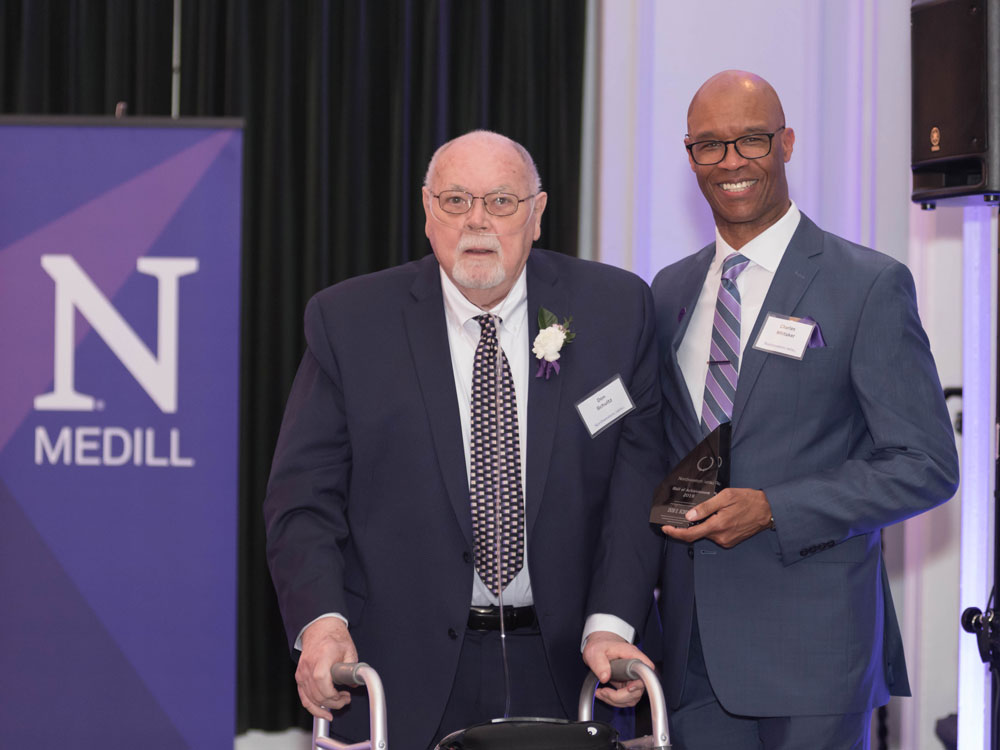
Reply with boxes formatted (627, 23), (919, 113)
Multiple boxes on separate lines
(536, 359), (560, 379)
(798, 316), (826, 348)
(533, 306), (575, 380)
(678, 307), (687, 324)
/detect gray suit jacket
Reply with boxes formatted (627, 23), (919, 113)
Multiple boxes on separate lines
(650, 212), (959, 716)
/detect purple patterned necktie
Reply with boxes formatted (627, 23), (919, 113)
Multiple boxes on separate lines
(701, 252), (750, 432)
(469, 314), (525, 597)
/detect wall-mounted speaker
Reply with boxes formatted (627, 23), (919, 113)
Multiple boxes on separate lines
(911, 0), (1000, 207)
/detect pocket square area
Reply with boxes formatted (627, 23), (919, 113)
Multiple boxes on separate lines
(797, 316), (826, 348)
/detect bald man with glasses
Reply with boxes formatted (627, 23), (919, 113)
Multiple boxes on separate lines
(585, 71), (959, 750)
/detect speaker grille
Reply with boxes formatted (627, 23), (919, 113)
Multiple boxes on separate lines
(912, 0), (988, 164)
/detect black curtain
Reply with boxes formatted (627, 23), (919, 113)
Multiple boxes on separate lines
(0, 0), (174, 113)
(1, 0), (586, 733)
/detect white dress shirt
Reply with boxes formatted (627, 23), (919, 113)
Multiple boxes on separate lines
(677, 202), (801, 408)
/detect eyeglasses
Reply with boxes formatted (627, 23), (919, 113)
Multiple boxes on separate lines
(430, 190), (537, 217)
(685, 126), (786, 166)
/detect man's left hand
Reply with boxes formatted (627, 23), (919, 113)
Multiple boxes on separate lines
(582, 631), (653, 708)
(662, 487), (772, 548)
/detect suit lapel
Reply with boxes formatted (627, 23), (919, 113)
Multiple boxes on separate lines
(731, 214), (824, 430)
(404, 257), (473, 546)
(666, 246), (714, 444)
(524, 252), (567, 537)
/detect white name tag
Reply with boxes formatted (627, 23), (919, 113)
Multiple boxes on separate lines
(575, 375), (636, 438)
(752, 313), (815, 360)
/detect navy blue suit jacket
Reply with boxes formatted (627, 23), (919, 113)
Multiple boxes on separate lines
(651, 213), (959, 716)
(264, 249), (665, 747)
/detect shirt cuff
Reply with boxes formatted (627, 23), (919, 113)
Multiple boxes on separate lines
(293, 612), (349, 651)
(581, 613), (635, 652)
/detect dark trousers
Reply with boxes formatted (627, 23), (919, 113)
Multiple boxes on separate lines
(432, 625), (568, 747)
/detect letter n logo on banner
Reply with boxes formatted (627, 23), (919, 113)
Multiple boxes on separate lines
(34, 255), (199, 414)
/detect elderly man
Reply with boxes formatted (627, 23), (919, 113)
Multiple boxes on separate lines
(264, 130), (664, 749)
(585, 72), (959, 749)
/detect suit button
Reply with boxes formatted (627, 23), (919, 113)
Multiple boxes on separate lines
(462, 551), (472, 564)
(687, 547), (694, 559)
(825, 541), (835, 549)
(448, 628), (458, 640)
(800, 549), (808, 557)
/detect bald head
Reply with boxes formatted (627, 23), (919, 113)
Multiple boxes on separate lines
(684, 70), (795, 249)
(687, 70), (785, 138)
(424, 130), (542, 194)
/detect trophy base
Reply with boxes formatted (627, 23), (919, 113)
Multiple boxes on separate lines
(651, 505), (699, 528)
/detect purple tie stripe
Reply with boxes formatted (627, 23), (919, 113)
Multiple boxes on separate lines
(715, 286), (742, 324)
(702, 382), (732, 430)
(701, 253), (749, 432)
(711, 309), (741, 358)
(703, 371), (735, 414)
(708, 340), (738, 389)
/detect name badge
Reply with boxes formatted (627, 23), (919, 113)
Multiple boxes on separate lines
(575, 375), (636, 438)
(752, 313), (816, 360)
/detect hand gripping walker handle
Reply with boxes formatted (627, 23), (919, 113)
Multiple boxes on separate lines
(578, 657), (671, 749)
(313, 662), (388, 750)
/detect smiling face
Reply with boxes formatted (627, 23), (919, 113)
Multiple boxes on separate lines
(422, 131), (547, 309)
(686, 71), (795, 249)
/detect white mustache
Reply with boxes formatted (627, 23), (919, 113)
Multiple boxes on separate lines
(456, 234), (503, 253)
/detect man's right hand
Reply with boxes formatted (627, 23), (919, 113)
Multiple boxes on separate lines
(296, 617), (359, 720)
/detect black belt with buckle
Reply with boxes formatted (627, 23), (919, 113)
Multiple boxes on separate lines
(467, 605), (537, 631)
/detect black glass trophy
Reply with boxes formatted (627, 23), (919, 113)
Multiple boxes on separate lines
(650, 423), (731, 528)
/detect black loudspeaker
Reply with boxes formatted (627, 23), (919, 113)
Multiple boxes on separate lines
(911, 0), (1000, 207)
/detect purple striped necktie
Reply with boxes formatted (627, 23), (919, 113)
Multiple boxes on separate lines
(701, 252), (750, 432)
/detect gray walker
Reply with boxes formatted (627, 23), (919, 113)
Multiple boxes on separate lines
(312, 658), (671, 750)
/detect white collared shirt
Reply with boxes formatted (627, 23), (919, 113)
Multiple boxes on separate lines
(678, 202), (801, 416)
(439, 267), (533, 607)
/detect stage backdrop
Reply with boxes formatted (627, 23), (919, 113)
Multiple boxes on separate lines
(0, 119), (242, 749)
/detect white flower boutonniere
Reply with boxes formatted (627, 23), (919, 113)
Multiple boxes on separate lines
(532, 307), (575, 380)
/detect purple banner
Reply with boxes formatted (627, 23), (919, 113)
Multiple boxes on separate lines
(0, 120), (242, 749)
